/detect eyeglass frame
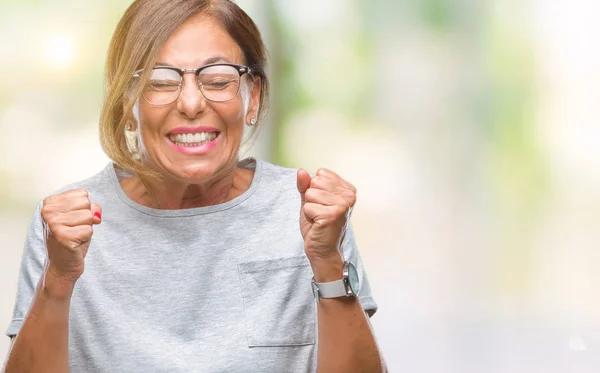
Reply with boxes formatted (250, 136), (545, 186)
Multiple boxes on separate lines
(132, 63), (253, 106)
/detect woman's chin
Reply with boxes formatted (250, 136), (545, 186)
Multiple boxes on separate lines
(149, 150), (239, 184)
(164, 162), (229, 184)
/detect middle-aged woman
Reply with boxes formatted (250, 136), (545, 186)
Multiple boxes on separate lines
(4, 1), (385, 372)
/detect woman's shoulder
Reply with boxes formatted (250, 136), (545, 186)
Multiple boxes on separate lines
(239, 158), (300, 201)
(256, 159), (299, 178)
(45, 163), (115, 199)
(252, 159), (300, 188)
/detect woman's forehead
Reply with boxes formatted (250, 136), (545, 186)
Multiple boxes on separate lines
(156, 13), (244, 68)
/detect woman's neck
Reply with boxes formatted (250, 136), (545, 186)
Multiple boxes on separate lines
(120, 164), (254, 210)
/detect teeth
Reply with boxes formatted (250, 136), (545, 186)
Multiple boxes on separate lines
(169, 132), (218, 145)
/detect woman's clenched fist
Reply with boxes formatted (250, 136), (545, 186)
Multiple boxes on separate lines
(41, 189), (102, 283)
(296, 168), (356, 263)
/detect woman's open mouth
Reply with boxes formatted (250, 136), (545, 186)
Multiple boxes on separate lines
(167, 131), (219, 147)
(166, 130), (221, 155)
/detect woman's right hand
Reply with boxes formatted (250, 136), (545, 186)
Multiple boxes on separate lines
(41, 189), (102, 284)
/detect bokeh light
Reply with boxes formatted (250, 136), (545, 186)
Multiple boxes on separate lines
(44, 33), (76, 68)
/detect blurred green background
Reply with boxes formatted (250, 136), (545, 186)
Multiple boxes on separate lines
(1, 0), (600, 371)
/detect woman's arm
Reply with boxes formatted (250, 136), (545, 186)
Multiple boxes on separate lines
(4, 270), (74, 373)
(296, 168), (385, 372)
(6, 189), (101, 373)
(313, 258), (386, 373)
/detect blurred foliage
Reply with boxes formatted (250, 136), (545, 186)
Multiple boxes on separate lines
(265, 0), (302, 166)
(481, 7), (548, 296)
(418, 0), (453, 31)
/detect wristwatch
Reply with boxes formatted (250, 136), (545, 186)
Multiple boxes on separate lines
(311, 261), (360, 301)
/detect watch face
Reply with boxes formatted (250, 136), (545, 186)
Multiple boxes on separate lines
(347, 262), (360, 294)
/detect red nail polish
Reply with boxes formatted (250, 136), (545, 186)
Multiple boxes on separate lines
(94, 212), (102, 220)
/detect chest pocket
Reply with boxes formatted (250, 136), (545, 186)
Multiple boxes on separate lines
(237, 256), (316, 347)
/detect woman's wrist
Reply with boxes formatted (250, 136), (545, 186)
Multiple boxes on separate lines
(42, 268), (76, 301)
(309, 254), (344, 283)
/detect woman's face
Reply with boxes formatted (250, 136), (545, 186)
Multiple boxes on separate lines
(133, 14), (260, 185)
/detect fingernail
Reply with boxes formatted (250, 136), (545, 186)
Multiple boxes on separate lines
(94, 212), (102, 220)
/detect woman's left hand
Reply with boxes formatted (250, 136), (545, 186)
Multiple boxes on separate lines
(297, 168), (356, 280)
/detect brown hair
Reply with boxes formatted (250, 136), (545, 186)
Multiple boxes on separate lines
(99, 0), (269, 181)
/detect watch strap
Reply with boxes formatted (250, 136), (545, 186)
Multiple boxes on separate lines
(313, 279), (348, 299)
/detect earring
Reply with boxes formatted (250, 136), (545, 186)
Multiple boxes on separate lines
(124, 123), (141, 161)
(249, 118), (257, 126)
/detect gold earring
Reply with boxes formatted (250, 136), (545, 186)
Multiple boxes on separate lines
(124, 123), (141, 161)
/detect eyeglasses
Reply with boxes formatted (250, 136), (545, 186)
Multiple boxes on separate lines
(132, 63), (252, 106)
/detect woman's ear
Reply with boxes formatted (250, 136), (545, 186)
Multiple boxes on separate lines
(123, 101), (139, 131)
(123, 101), (141, 160)
(245, 77), (261, 126)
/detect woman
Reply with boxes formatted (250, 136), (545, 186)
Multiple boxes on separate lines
(4, 1), (384, 372)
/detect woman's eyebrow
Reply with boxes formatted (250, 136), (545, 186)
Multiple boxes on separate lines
(203, 56), (232, 65)
(153, 56), (232, 68)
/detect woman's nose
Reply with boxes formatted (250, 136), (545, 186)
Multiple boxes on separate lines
(176, 74), (207, 118)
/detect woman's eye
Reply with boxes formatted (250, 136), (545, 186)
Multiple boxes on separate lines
(203, 79), (236, 89)
(208, 80), (230, 86)
(147, 80), (180, 91)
